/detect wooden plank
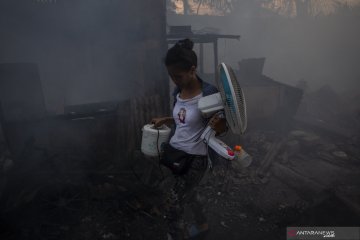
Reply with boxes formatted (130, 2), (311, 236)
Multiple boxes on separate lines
(334, 191), (360, 217)
(257, 137), (287, 177)
(294, 116), (353, 139)
(287, 153), (358, 187)
(116, 94), (165, 165)
(116, 99), (130, 156)
(271, 162), (326, 201)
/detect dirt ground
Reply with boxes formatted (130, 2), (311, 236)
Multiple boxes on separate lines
(1, 119), (359, 240)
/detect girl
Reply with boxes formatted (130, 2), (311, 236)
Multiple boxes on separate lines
(151, 38), (226, 240)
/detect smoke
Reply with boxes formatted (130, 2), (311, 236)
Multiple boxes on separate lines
(168, 5), (360, 96)
(0, 0), (162, 113)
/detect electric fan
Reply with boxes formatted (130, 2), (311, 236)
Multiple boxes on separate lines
(198, 62), (247, 160)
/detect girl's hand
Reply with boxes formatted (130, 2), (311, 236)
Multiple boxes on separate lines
(209, 114), (227, 135)
(151, 117), (170, 128)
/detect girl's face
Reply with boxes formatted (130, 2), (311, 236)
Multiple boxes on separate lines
(167, 65), (196, 89)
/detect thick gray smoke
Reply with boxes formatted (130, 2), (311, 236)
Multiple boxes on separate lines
(0, 0), (164, 113)
(168, 8), (360, 95)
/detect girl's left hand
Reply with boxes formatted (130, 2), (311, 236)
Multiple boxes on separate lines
(209, 114), (227, 135)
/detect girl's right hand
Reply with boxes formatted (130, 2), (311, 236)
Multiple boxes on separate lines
(151, 117), (169, 128)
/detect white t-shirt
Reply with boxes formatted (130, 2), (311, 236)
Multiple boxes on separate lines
(169, 92), (207, 156)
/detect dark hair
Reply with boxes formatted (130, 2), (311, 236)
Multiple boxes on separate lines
(165, 38), (197, 70)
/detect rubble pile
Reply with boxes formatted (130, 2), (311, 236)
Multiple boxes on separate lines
(296, 84), (360, 136)
(0, 83), (359, 239)
(1, 119), (359, 240)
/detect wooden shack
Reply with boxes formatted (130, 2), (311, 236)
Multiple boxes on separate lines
(237, 58), (303, 131)
(0, 0), (169, 166)
(0, 0), (168, 110)
(198, 57), (303, 131)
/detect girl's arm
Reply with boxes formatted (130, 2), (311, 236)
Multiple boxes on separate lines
(151, 117), (175, 128)
(208, 114), (228, 136)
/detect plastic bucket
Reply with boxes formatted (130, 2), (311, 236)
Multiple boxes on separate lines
(141, 124), (171, 157)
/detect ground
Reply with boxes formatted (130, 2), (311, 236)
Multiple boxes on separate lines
(1, 117), (359, 240)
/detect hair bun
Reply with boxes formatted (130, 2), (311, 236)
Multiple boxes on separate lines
(176, 38), (194, 50)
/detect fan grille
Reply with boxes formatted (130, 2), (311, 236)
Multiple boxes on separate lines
(216, 63), (247, 134)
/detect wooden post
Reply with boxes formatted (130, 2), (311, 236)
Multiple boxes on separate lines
(199, 43), (204, 74)
(116, 94), (164, 166)
(213, 39), (218, 80)
(257, 137), (288, 178)
(0, 102), (11, 154)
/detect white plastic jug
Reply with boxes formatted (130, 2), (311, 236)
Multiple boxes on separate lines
(233, 146), (253, 169)
(141, 124), (171, 157)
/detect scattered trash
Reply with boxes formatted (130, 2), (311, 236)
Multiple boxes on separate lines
(125, 200), (142, 210)
(278, 204), (287, 210)
(150, 206), (162, 216)
(2, 157), (14, 172)
(0, 86), (358, 240)
(102, 233), (116, 239)
(290, 130), (320, 142)
(81, 216), (92, 223)
(60, 225), (70, 231)
(220, 221), (230, 228)
(332, 151), (348, 159)
(140, 210), (155, 220)
(259, 175), (270, 184)
(117, 185), (127, 192)
(239, 213), (247, 219)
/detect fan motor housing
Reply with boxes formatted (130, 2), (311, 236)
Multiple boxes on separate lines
(198, 92), (224, 118)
